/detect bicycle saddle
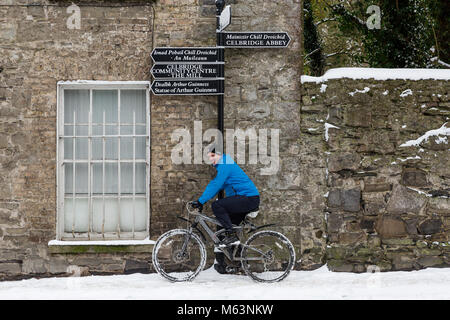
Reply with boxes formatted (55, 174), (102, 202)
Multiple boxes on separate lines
(245, 207), (259, 219)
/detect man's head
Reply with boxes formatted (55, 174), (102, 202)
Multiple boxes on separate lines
(207, 144), (222, 165)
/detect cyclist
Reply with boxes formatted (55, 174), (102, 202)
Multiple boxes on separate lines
(191, 144), (260, 272)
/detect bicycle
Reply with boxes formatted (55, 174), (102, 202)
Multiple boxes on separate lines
(152, 201), (296, 283)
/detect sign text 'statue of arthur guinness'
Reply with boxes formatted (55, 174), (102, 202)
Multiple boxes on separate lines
(151, 47), (224, 63)
(221, 32), (291, 48)
(151, 63), (224, 79)
(151, 79), (224, 96)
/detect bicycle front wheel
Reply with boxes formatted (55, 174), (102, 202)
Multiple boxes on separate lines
(152, 229), (207, 282)
(241, 230), (295, 283)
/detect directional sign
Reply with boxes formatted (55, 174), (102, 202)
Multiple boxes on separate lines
(151, 47), (224, 63)
(220, 32), (291, 48)
(151, 79), (224, 96)
(151, 63), (224, 79)
(218, 5), (231, 31)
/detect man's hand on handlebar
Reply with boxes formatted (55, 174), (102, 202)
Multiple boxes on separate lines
(191, 200), (203, 212)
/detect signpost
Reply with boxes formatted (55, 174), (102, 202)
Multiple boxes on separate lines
(218, 5), (231, 32)
(150, 0), (291, 198)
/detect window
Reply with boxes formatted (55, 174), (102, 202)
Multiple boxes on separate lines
(56, 81), (150, 240)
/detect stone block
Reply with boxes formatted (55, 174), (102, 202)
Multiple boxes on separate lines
(343, 106), (371, 128)
(364, 183), (392, 192)
(417, 256), (445, 268)
(0, 262), (22, 274)
(418, 219), (443, 235)
(338, 231), (367, 246)
(22, 258), (47, 274)
(401, 168), (428, 187)
(328, 188), (361, 212)
(386, 185), (427, 214)
(375, 216), (408, 239)
(328, 153), (360, 173)
(124, 259), (151, 274)
(327, 259), (354, 272)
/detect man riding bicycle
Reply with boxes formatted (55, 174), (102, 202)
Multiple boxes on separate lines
(191, 144), (260, 273)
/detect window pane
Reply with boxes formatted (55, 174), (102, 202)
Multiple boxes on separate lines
(93, 90), (118, 124)
(65, 163), (88, 194)
(105, 137), (118, 160)
(91, 138), (118, 161)
(120, 163), (132, 194)
(64, 90), (89, 124)
(136, 163), (146, 194)
(136, 125), (147, 135)
(136, 137), (146, 160)
(92, 138), (102, 160)
(92, 125), (118, 136)
(92, 163), (103, 194)
(104, 163), (118, 194)
(64, 198), (89, 232)
(120, 137), (133, 160)
(120, 90), (146, 124)
(75, 138), (88, 160)
(64, 125), (73, 136)
(92, 198), (119, 233)
(64, 137), (73, 160)
(119, 198), (147, 232)
(120, 125), (133, 135)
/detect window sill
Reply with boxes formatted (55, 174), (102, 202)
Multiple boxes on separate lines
(48, 238), (155, 254)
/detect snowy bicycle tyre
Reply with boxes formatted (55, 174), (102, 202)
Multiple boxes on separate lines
(152, 229), (207, 282)
(240, 230), (295, 283)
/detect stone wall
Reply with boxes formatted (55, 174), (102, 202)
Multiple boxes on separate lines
(301, 77), (450, 272)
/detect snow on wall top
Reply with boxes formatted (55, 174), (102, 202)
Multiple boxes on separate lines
(301, 68), (450, 83)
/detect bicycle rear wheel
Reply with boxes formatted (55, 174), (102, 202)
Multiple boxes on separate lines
(241, 230), (295, 283)
(152, 229), (207, 282)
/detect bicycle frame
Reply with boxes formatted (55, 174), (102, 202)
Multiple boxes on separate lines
(183, 210), (271, 263)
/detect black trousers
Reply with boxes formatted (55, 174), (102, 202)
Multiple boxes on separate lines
(211, 195), (260, 231)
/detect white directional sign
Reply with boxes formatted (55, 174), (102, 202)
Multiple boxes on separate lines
(218, 5), (231, 32)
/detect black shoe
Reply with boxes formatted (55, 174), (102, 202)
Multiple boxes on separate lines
(219, 230), (240, 247)
(214, 263), (227, 274)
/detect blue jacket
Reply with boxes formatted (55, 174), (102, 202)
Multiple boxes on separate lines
(198, 154), (259, 204)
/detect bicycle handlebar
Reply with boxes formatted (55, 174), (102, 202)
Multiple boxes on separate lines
(186, 201), (202, 215)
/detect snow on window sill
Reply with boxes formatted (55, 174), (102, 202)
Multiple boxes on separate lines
(48, 238), (155, 246)
(48, 238), (155, 254)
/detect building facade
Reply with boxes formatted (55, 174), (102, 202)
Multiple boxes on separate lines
(0, 0), (448, 280)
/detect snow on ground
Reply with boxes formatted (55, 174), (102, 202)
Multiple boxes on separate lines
(301, 68), (450, 83)
(1, 266), (449, 300)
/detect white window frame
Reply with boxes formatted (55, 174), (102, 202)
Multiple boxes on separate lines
(56, 81), (151, 241)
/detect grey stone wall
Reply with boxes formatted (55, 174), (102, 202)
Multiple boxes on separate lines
(301, 78), (450, 272)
